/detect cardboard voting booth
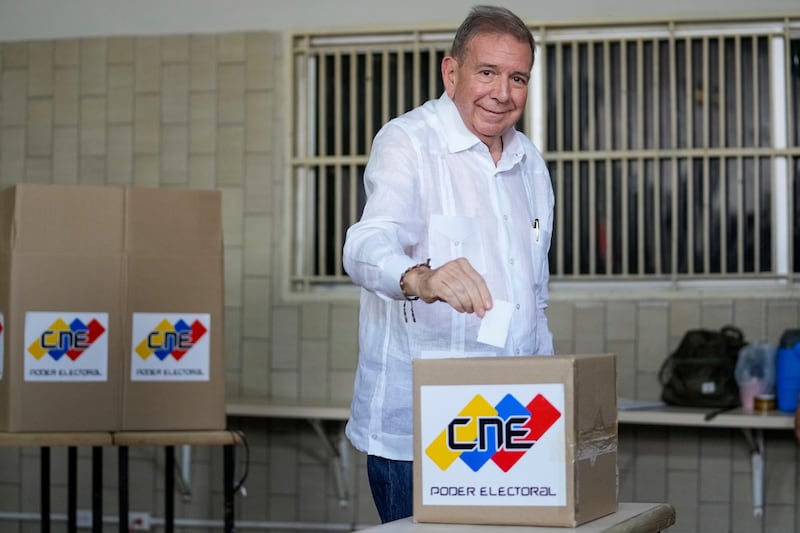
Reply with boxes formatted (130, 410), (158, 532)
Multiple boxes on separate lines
(413, 353), (618, 527)
(0, 184), (224, 432)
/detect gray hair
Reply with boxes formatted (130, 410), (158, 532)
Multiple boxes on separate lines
(451, 5), (535, 67)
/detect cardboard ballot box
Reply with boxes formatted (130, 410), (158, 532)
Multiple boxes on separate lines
(413, 353), (617, 527)
(0, 184), (224, 432)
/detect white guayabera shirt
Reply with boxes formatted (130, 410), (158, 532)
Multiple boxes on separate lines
(343, 93), (555, 461)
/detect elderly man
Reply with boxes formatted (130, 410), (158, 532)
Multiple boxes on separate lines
(343, 5), (555, 523)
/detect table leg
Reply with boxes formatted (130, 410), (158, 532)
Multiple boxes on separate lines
(741, 428), (766, 518)
(224, 444), (234, 533)
(165, 445), (174, 533)
(41, 446), (50, 533)
(309, 420), (349, 507)
(118, 447), (129, 533)
(92, 447), (102, 532)
(67, 446), (77, 533)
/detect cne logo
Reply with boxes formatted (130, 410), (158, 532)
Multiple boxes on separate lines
(425, 393), (562, 473)
(27, 317), (107, 361)
(135, 318), (207, 361)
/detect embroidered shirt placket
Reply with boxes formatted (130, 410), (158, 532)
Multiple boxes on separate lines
(437, 155), (468, 352)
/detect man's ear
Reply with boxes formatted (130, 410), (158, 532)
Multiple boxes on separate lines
(441, 56), (457, 97)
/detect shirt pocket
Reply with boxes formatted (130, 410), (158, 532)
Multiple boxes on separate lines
(429, 214), (486, 274)
(530, 225), (551, 284)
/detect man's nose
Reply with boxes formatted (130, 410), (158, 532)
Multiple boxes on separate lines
(492, 78), (511, 101)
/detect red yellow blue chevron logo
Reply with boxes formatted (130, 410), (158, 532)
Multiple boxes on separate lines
(135, 318), (207, 361)
(420, 384), (566, 507)
(425, 392), (562, 472)
(130, 313), (210, 382)
(23, 312), (109, 382)
(27, 317), (107, 361)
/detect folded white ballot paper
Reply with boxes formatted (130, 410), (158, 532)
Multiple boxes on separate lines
(476, 298), (513, 348)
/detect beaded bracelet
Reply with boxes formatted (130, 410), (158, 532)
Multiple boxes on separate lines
(399, 259), (431, 323)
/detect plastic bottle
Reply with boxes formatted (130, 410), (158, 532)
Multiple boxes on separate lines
(775, 329), (800, 412)
(734, 341), (776, 410)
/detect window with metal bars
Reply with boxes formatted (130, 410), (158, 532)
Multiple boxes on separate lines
(288, 19), (800, 294)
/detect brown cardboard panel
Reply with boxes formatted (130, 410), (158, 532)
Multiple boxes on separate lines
(15, 380), (119, 432)
(121, 191), (225, 430)
(12, 254), (123, 311)
(124, 187), (222, 254)
(121, 380), (225, 431)
(7, 254), (123, 432)
(573, 353), (618, 525)
(125, 254), (223, 313)
(0, 183), (124, 432)
(0, 252), (10, 431)
(413, 354), (617, 527)
(574, 451), (618, 525)
(8, 184), (124, 253)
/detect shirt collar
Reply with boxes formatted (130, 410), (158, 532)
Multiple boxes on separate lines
(435, 92), (524, 167)
(436, 92), (482, 153)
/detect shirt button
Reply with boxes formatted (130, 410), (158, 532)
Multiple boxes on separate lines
(516, 304), (520, 310)
(509, 258), (514, 265)
(503, 215), (508, 221)
(454, 241), (461, 246)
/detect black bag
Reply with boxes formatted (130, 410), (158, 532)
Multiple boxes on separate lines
(658, 325), (747, 408)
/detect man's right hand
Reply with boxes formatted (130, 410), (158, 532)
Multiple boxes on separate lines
(402, 257), (493, 317)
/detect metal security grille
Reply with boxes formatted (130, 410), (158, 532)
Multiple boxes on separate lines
(289, 32), (451, 293)
(541, 22), (798, 279)
(288, 19), (800, 293)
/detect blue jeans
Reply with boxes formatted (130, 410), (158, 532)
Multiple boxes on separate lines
(367, 455), (413, 523)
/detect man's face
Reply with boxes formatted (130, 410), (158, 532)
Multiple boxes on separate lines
(442, 32), (532, 148)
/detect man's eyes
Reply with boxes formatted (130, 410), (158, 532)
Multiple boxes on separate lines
(477, 71), (528, 85)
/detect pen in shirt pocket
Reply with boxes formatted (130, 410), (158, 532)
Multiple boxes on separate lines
(533, 218), (539, 241)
